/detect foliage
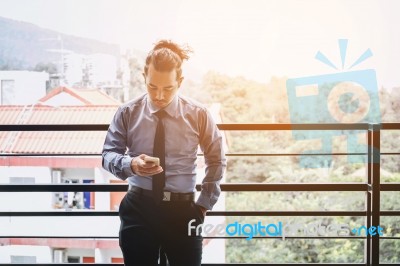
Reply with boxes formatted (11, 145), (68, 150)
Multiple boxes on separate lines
(33, 62), (58, 74)
(194, 71), (400, 263)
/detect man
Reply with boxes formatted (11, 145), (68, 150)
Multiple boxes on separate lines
(102, 40), (226, 266)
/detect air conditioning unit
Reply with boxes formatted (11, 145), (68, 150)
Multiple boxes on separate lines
(53, 249), (65, 263)
(52, 170), (62, 184)
(52, 170), (63, 209)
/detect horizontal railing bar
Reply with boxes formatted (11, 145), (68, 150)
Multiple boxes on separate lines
(210, 211), (367, 216)
(0, 263), (374, 266)
(1, 152), (399, 157)
(0, 236), (117, 239)
(0, 124), (109, 131)
(0, 153), (101, 156)
(219, 183), (369, 191)
(0, 183), (371, 192)
(0, 152), (400, 157)
(226, 153), (367, 156)
(381, 183), (400, 191)
(0, 264), (364, 266)
(380, 211), (400, 216)
(218, 123), (371, 130)
(234, 122), (383, 130)
(381, 123), (400, 130)
(1, 236), (399, 240)
(0, 183), (372, 192)
(0, 184), (129, 192)
(0, 210), (368, 217)
(0, 123), (367, 131)
(0, 235), (119, 240)
(0, 211), (117, 216)
(3, 123), (400, 132)
(4, 210), (399, 217)
(0, 152), (371, 157)
(1, 123), (399, 132)
(1, 236), (397, 240)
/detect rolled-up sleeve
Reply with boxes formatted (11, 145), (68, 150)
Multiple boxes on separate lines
(196, 109), (227, 210)
(102, 106), (135, 180)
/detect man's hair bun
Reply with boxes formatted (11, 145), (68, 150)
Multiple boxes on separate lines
(144, 40), (193, 79)
(153, 40), (192, 61)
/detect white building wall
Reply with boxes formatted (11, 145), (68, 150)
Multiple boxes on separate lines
(94, 167), (113, 211)
(0, 165), (118, 264)
(87, 54), (117, 85)
(0, 216), (120, 238)
(64, 54), (84, 86)
(0, 165), (119, 238)
(96, 248), (122, 263)
(0, 244), (122, 263)
(63, 168), (94, 181)
(66, 248), (95, 261)
(0, 245), (52, 263)
(0, 71), (48, 105)
(0, 167), (52, 211)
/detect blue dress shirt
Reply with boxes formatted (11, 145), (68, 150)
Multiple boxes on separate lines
(102, 93), (227, 210)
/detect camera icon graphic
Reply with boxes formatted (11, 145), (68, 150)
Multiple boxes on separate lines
(286, 40), (381, 168)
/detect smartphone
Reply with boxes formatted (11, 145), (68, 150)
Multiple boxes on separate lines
(144, 156), (160, 166)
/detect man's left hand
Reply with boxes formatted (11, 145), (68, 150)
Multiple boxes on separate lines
(198, 205), (208, 217)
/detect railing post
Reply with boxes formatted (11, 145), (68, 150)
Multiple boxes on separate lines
(368, 123), (381, 265)
(365, 129), (372, 266)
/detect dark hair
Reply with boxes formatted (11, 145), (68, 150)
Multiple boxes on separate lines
(144, 40), (192, 80)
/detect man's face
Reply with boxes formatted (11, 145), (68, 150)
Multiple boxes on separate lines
(144, 64), (183, 109)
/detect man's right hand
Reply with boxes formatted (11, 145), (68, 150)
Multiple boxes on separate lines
(130, 154), (163, 176)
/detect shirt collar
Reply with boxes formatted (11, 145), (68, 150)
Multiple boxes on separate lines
(147, 93), (179, 118)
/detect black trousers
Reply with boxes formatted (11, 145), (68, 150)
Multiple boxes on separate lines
(118, 189), (205, 266)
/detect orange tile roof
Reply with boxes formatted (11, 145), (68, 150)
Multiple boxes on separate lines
(0, 105), (117, 154)
(38, 86), (121, 105)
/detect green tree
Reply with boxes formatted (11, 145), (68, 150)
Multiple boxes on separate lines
(33, 62), (58, 74)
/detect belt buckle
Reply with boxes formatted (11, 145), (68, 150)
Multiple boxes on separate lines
(162, 191), (171, 201)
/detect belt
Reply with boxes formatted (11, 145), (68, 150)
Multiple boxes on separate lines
(129, 186), (195, 202)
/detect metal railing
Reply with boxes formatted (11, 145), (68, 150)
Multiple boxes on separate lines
(0, 123), (399, 266)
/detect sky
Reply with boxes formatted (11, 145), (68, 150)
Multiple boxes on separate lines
(0, 0), (399, 88)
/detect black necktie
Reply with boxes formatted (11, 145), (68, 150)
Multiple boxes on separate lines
(152, 110), (166, 203)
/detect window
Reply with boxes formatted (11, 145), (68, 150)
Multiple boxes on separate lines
(9, 177), (35, 184)
(1, 79), (15, 104)
(67, 256), (80, 263)
(10, 256), (36, 263)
